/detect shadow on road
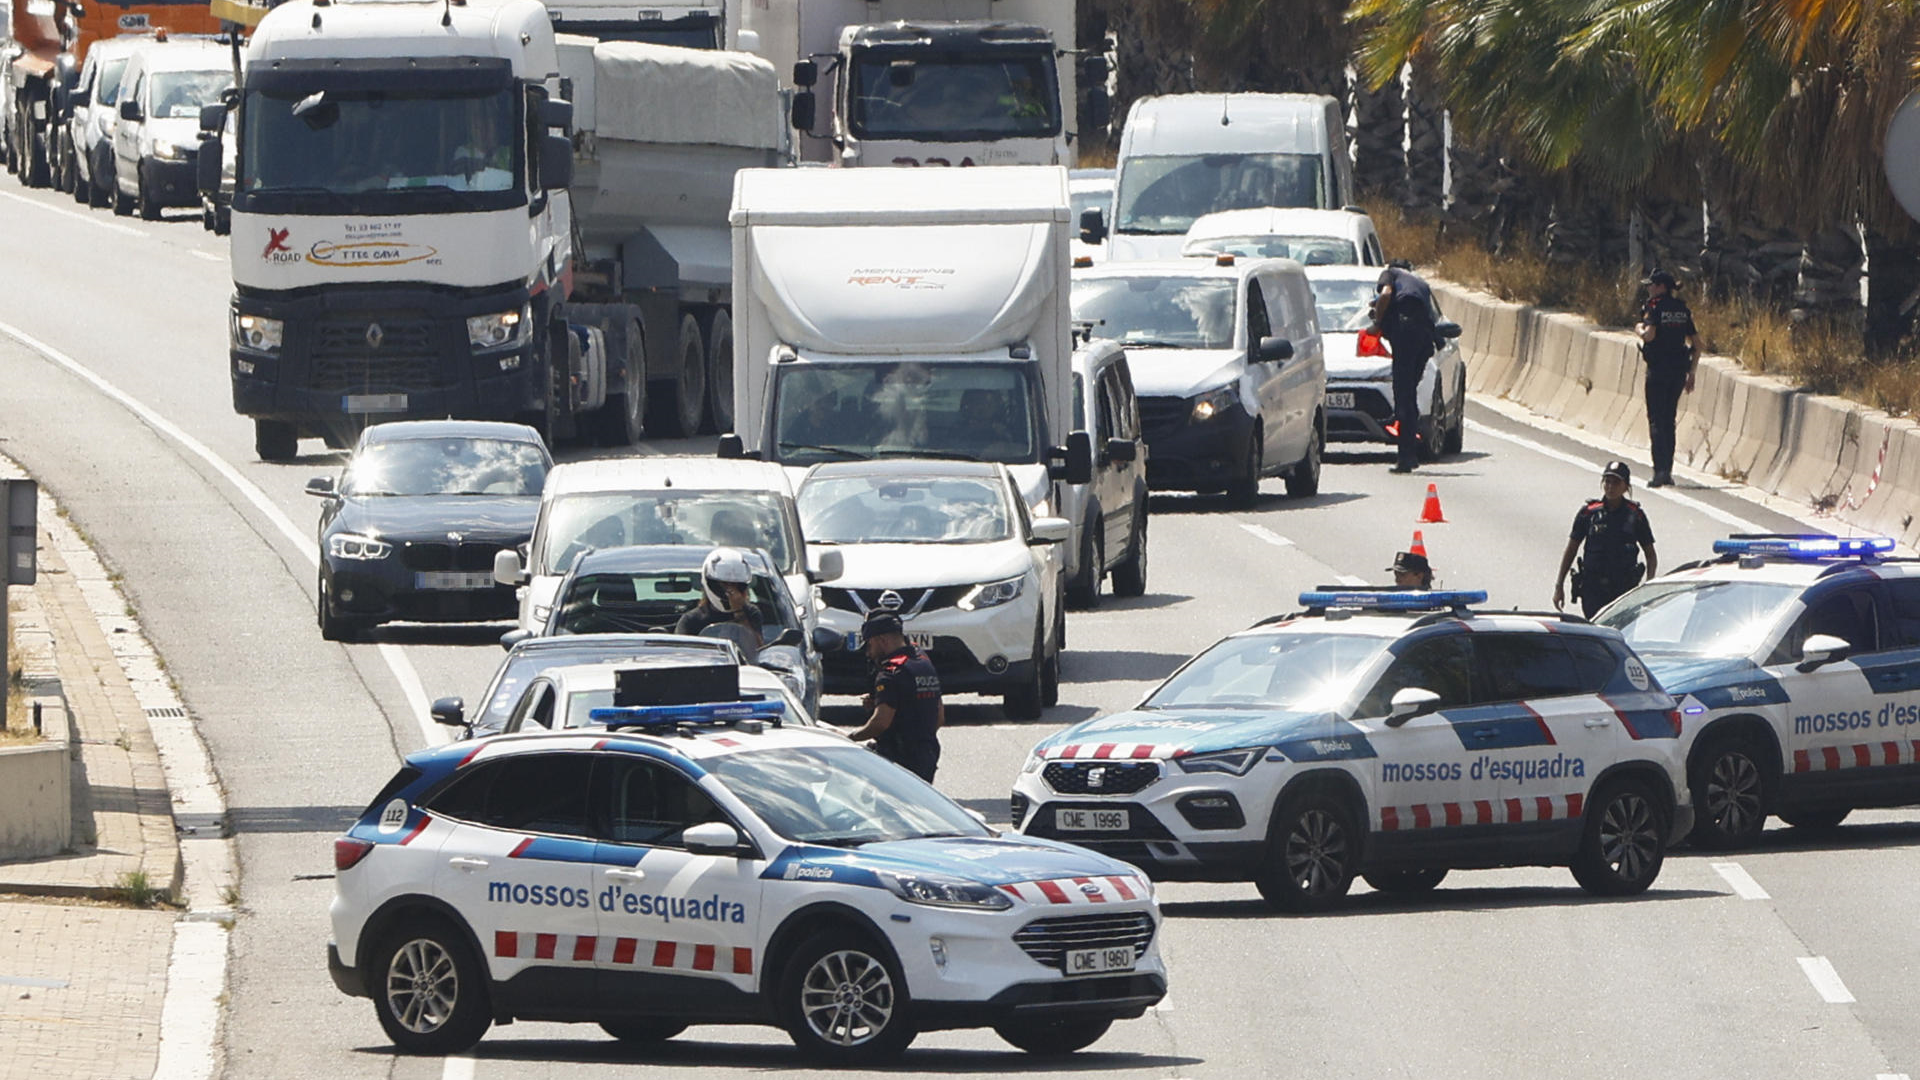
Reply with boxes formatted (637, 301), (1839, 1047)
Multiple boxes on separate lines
(1670, 818), (1920, 857)
(1159, 884), (1723, 919)
(1062, 649), (1187, 685)
(228, 803), (366, 836)
(367, 622), (517, 648)
(1090, 592), (1190, 612)
(404, 1036), (1201, 1074)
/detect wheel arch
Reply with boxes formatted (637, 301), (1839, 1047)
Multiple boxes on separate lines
(1271, 767), (1371, 855)
(759, 900), (903, 1002)
(1688, 713), (1784, 782)
(354, 893), (492, 1003)
(1587, 761), (1679, 823)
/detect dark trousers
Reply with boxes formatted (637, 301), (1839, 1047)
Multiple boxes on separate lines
(881, 743), (939, 784)
(1645, 366), (1688, 478)
(1580, 582), (1627, 620)
(1389, 346), (1431, 468)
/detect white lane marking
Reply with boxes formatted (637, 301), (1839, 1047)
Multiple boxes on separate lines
(0, 186), (148, 239)
(1798, 957), (1857, 1003)
(154, 922), (226, 1080)
(1335, 574), (1367, 586)
(1710, 862), (1770, 900)
(0, 318), (442, 748)
(1876, 1073), (1911, 1079)
(442, 1057), (475, 1080)
(1237, 522), (1293, 548)
(1466, 419), (1764, 531)
(191, 250), (224, 262)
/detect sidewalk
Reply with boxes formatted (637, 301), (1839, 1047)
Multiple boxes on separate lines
(0, 482), (217, 1080)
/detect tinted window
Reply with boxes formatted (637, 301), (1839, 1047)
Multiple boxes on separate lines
(1565, 637), (1623, 693)
(1770, 588), (1880, 663)
(1480, 636), (1584, 701)
(1359, 634), (1474, 717)
(593, 758), (728, 847)
(427, 753), (594, 835)
(1246, 282), (1272, 341)
(1889, 580), (1920, 648)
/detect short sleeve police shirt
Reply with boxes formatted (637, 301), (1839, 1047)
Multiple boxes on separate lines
(1641, 294), (1697, 369)
(873, 646), (941, 757)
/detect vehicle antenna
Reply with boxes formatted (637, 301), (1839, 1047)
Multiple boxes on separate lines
(442, 0), (452, 27)
(1220, 95), (1231, 127)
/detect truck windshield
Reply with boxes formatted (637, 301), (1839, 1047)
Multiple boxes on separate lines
(149, 70), (232, 119)
(848, 52), (1059, 140)
(240, 86), (521, 211)
(1115, 152), (1325, 235)
(1072, 276), (1237, 349)
(772, 362), (1042, 467)
(550, 15), (719, 48)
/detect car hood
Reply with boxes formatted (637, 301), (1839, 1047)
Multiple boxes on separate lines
(1031, 706), (1374, 761)
(1121, 349), (1243, 400)
(333, 494), (540, 543)
(1107, 233), (1189, 262)
(763, 834), (1147, 892)
(1634, 652), (1791, 707)
(145, 117), (200, 147)
(820, 540), (1033, 589)
(1323, 332), (1393, 381)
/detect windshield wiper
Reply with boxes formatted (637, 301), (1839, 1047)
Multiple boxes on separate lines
(778, 442), (871, 461)
(1118, 338), (1194, 349)
(873, 449), (981, 461)
(807, 835), (878, 848)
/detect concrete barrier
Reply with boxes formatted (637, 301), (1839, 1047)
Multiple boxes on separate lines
(0, 693), (71, 861)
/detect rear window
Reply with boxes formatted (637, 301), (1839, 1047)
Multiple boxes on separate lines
(427, 754), (595, 835)
(361, 766), (422, 815)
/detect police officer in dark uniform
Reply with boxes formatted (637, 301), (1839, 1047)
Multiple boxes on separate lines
(1553, 460), (1659, 619)
(844, 611), (944, 783)
(1369, 260), (1438, 473)
(1635, 269), (1703, 487)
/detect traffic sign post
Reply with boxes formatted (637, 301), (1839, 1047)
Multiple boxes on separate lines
(1, 479), (37, 728)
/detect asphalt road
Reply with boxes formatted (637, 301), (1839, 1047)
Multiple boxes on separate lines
(0, 183), (1914, 1079)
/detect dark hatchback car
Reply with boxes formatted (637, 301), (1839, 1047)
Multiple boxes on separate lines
(307, 420), (551, 640)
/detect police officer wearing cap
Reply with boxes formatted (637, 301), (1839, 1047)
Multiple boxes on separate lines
(1389, 551), (1433, 589)
(1553, 461), (1658, 618)
(845, 610), (944, 783)
(1635, 269), (1703, 487)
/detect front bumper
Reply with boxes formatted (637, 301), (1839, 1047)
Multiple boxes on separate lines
(1136, 397), (1255, 492)
(323, 546), (521, 626)
(1012, 765), (1276, 882)
(816, 592), (1041, 696)
(141, 154), (199, 208)
(912, 974), (1167, 1030)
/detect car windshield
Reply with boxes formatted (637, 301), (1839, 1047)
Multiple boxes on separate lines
(97, 58), (132, 107)
(1115, 152), (1325, 235)
(1144, 630), (1393, 711)
(342, 438), (547, 497)
(553, 569), (794, 637)
(847, 51), (1058, 140)
(1186, 234), (1357, 266)
(800, 475), (1011, 545)
(1072, 276), (1236, 349)
(1310, 279), (1378, 331)
(540, 491), (795, 575)
(1594, 580), (1804, 659)
(707, 745), (990, 846)
(771, 362), (1040, 466)
(241, 86), (519, 201)
(149, 70), (232, 119)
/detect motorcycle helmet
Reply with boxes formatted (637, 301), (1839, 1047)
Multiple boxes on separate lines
(702, 547), (753, 609)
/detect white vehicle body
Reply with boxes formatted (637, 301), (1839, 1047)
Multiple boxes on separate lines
(1181, 207), (1384, 267)
(1096, 93), (1355, 263)
(728, 165), (1085, 535)
(110, 39), (230, 216)
(1059, 338), (1147, 605)
(743, 0), (1077, 167)
(498, 456), (821, 635)
(491, 654), (818, 732)
(1306, 264), (1466, 458)
(68, 35), (146, 199)
(1071, 256), (1325, 504)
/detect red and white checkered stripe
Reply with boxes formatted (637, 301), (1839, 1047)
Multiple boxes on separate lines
(1378, 794), (1585, 831)
(997, 875), (1145, 905)
(1039, 743), (1186, 761)
(1793, 740), (1920, 773)
(493, 931), (753, 976)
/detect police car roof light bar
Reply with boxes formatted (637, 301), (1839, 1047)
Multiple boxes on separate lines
(589, 699), (787, 730)
(1298, 589), (1488, 613)
(1711, 534), (1894, 560)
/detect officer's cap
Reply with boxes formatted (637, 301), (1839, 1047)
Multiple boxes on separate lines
(862, 611), (904, 638)
(1601, 460), (1631, 482)
(1641, 268), (1677, 287)
(1388, 551), (1431, 575)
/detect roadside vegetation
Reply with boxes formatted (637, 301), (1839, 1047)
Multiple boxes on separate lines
(2, 600), (35, 745)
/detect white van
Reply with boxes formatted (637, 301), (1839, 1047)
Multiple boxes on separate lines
(111, 39), (231, 219)
(1084, 93), (1356, 263)
(68, 36), (150, 210)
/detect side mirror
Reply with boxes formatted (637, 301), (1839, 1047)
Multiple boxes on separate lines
(716, 433), (746, 459)
(1435, 320), (1463, 340)
(72, 88), (89, 107)
(809, 547), (844, 584)
(1050, 430), (1094, 485)
(1257, 336), (1294, 362)
(1798, 633), (1851, 672)
(792, 59), (818, 88)
(1105, 436), (1136, 463)
(1385, 687), (1442, 727)
(304, 475), (336, 497)
(769, 627), (803, 649)
(493, 548), (525, 586)
(499, 627), (532, 650)
(683, 821), (750, 857)
(1080, 54), (1109, 82)
(429, 696), (466, 728)
(119, 99), (141, 122)
(1030, 516), (1072, 545)
(197, 137), (223, 196)
(810, 625), (844, 653)
(1079, 206), (1107, 246)
(540, 98), (573, 134)
(539, 134), (573, 190)
(1082, 87), (1112, 131)
(790, 90), (816, 132)
(199, 103), (224, 133)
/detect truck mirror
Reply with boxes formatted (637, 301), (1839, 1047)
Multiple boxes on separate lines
(1051, 430), (1094, 486)
(1081, 55), (1109, 82)
(1105, 436), (1136, 463)
(197, 136), (223, 196)
(792, 59), (818, 88)
(120, 99), (141, 122)
(1257, 336), (1294, 362)
(539, 134), (573, 190)
(1079, 206), (1107, 245)
(200, 103), (225, 133)
(1083, 87), (1112, 131)
(540, 98), (573, 134)
(716, 433), (746, 459)
(790, 91), (816, 132)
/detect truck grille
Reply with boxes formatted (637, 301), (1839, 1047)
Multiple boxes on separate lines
(310, 314), (439, 393)
(401, 541), (504, 572)
(1013, 912), (1156, 970)
(1043, 760), (1159, 795)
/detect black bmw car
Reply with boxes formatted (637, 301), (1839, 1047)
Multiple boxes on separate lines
(307, 420), (551, 640)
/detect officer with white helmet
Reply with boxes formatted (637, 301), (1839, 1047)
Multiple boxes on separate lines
(675, 547), (765, 649)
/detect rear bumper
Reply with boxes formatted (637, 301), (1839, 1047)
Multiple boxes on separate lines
(327, 943), (366, 998)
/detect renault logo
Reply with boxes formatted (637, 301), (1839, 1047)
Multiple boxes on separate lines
(877, 590), (904, 610)
(365, 322), (384, 349)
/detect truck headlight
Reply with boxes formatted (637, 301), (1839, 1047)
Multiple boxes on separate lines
(957, 576), (1024, 611)
(232, 314), (283, 353)
(153, 140), (184, 161)
(467, 308), (526, 350)
(327, 533), (391, 560)
(1190, 386), (1236, 423)
(879, 871), (1012, 911)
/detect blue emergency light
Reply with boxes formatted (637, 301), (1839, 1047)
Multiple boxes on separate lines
(1298, 589), (1488, 611)
(1711, 534), (1894, 559)
(588, 700), (787, 728)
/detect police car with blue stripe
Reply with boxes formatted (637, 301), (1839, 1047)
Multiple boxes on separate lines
(1595, 534), (1920, 848)
(328, 662), (1165, 1063)
(1011, 589), (1693, 912)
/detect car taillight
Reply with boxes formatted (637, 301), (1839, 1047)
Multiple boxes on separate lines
(1668, 709), (1683, 737)
(335, 837), (375, 872)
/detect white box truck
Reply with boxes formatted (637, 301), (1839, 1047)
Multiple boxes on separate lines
(720, 164), (1092, 525)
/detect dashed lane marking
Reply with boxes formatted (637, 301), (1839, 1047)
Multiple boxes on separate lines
(1710, 862), (1770, 900)
(0, 187), (147, 239)
(1798, 957), (1857, 1003)
(1237, 522), (1293, 548)
(190, 250), (223, 262)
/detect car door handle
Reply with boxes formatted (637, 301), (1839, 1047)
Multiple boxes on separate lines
(604, 867), (647, 883)
(1585, 717), (1612, 729)
(448, 856), (489, 872)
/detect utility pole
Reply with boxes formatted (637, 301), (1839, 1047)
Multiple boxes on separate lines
(0, 480), (37, 727)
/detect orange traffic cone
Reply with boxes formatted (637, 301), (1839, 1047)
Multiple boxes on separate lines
(1418, 483), (1446, 523)
(1410, 531), (1428, 558)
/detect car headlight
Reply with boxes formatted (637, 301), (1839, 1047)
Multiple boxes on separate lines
(958, 576), (1024, 611)
(153, 140), (184, 160)
(1174, 747), (1266, 776)
(232, 313), (283, 353)
(466, 308), (527, 350)
(1021, 750), (1044, 774)
(327, 533), (391, 560)
(1190, 386), (1237, 422)
(879, 870), (1013, 911)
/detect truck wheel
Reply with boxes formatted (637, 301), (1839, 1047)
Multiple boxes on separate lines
(254, 419), (299, 462)
(589, 315), (646, 447)
(1286, 413), (1323, 497)
(1110, 508), (1148, 598)
(645, 314), (705, 439)
(706, 309), (734, 433)
(1066, 523), (1101, 609)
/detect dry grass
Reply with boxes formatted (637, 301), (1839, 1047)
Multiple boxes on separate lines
(1075, 142), (1117, 170)
(2, 611), (36, 745)
(1369, 201), (1920, 419)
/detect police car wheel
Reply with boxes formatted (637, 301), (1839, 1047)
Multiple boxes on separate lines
(370, 918), (492, 1055)
(780, 933), (915, 1063)
(1362, 868), (1449, 895)
(1778, 807), (1851, 830)
(1688, 737), (1769, 850)
(599, 1017), (688, 1044)
(1255, 794), (1358, 913)
(994, 1014), (1113, 1056)
(1570, 780), (1667, 896)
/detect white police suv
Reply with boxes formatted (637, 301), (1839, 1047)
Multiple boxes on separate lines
(329, 665), (1165, 1063)
(1012, 589), (1693, 912)
(1595, 534), (1920, 849)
